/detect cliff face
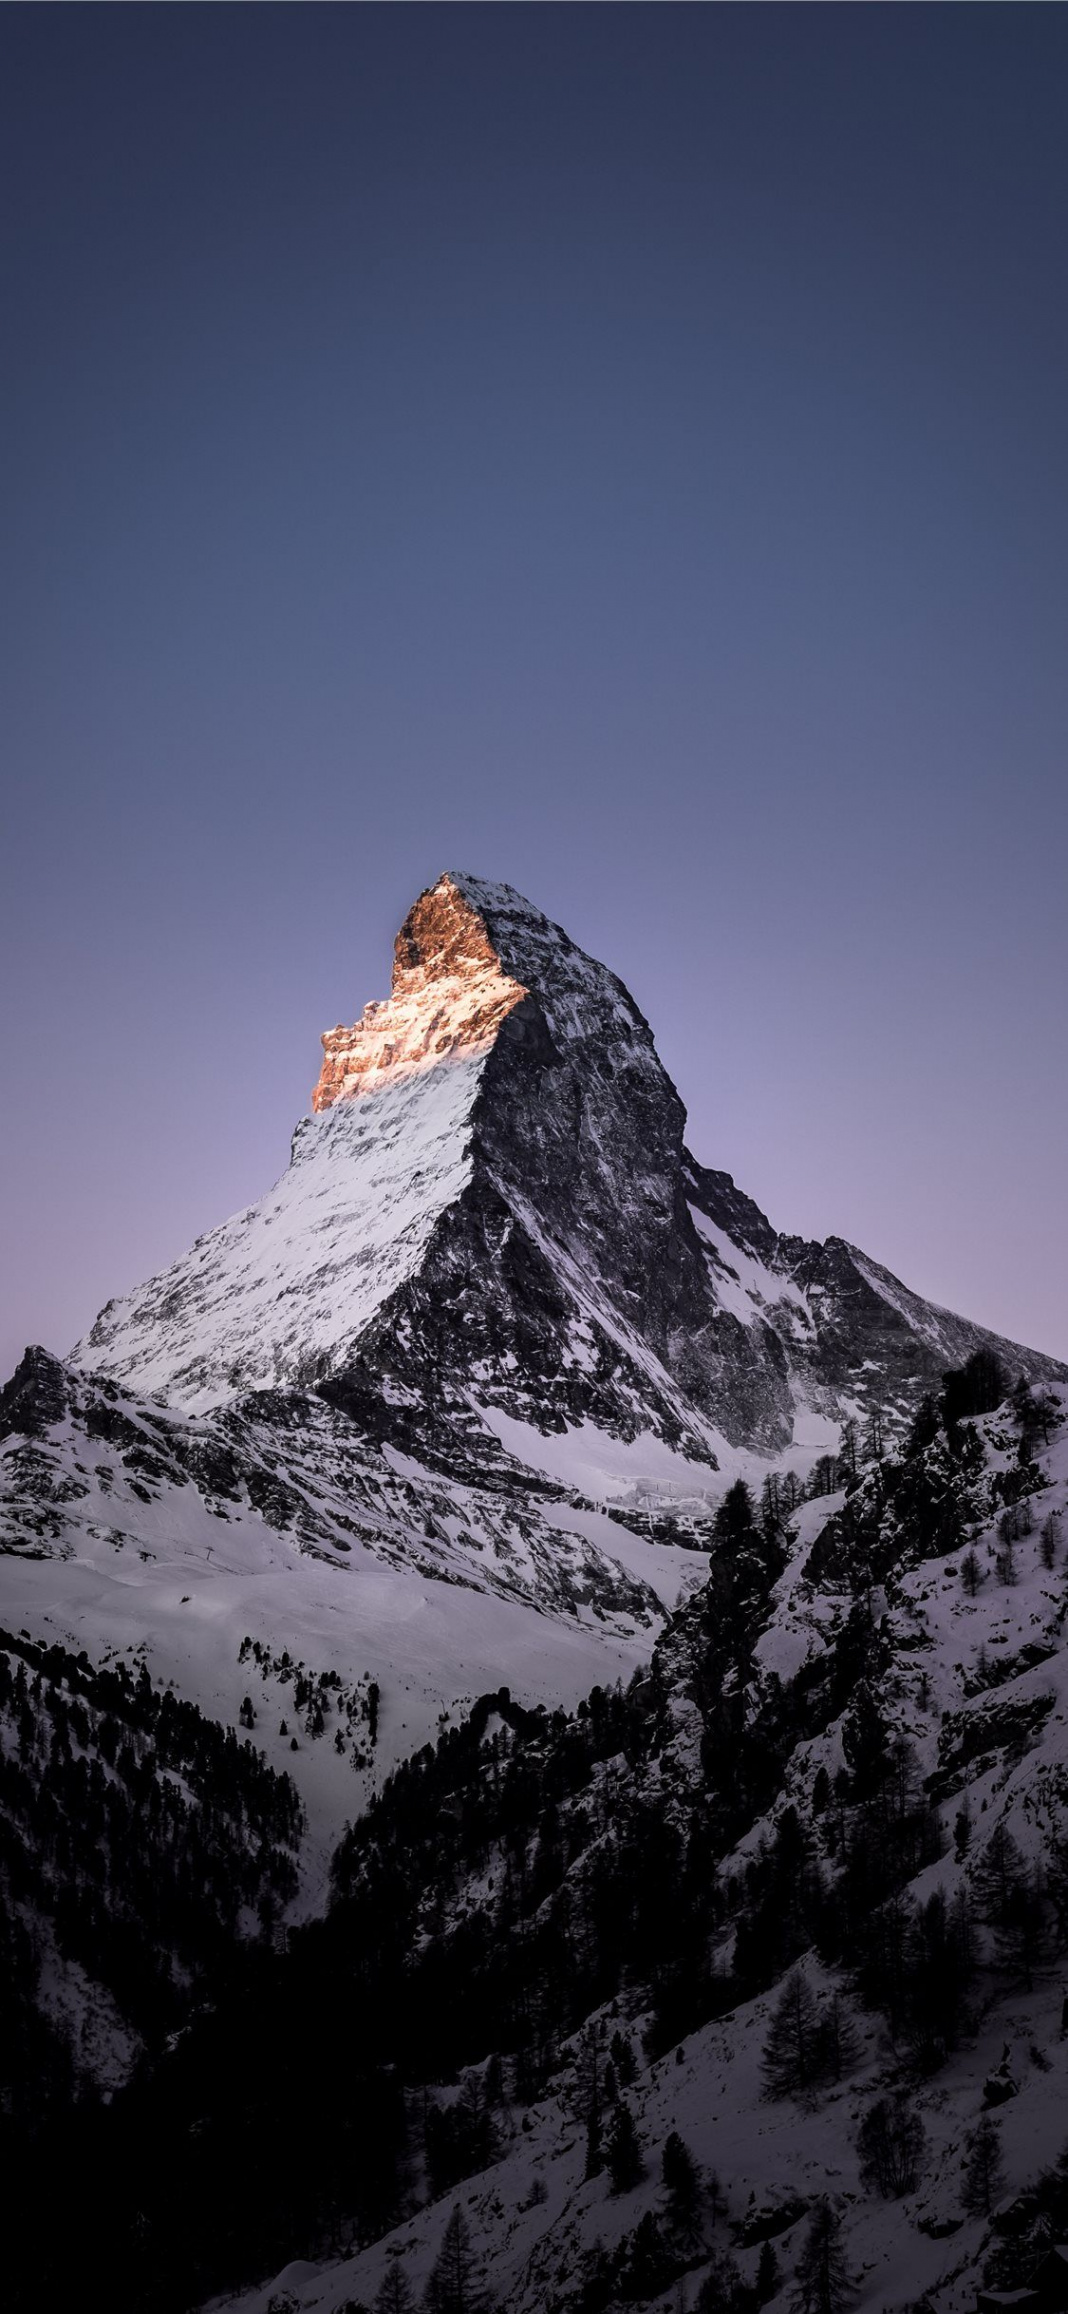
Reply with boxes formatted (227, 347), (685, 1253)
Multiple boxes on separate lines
(71, 872), (1064, 1457)
(312, 876), (528, 1110)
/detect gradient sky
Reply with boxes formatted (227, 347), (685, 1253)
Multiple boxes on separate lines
(2, 7), (1067, 1381)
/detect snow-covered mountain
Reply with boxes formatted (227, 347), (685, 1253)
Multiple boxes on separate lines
(8, 872), (1060, 1867)
(5, 872), (1065, 1849)
(5, 872), (1068, 2314)
(72, 873), (1061, 1454)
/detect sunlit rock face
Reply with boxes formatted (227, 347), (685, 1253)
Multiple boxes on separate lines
(312, 877), (529, 1109)
(71, 871), (1064, 1453)
(359, 874), (799, 1455)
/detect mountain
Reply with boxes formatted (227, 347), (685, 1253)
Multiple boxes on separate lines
(9, 1351), (1068, 2314)
(72, 871), (1061, 1457)
(180, 1369), (1068, 2314)
(8, 872), (1060, 1866)
(4, 871), (1068, 2314)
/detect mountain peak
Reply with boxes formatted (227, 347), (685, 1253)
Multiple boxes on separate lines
(313, 873), (529, 1111)
(312, 870), (649, 1112)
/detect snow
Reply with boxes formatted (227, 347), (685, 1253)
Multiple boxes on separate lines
(0, 1494), (660, 1912)
(476, 1403), (724, 1508)
(202, 1403), (1068, 2314)
(1, 1371), (722, 1901)
(689, 1203), (814, 1337)
(203, 1963), (1068, 2314)
(72, 1054), (487, 1409)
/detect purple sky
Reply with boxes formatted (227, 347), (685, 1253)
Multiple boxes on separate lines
(2, 9), (1067, 1379)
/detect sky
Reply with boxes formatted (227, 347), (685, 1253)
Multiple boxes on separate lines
(1, 7), (1067, 1380)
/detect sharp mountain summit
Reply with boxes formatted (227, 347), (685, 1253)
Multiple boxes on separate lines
(3, 874), (1067, 2314)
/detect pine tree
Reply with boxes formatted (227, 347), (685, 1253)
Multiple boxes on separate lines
(621, 2211), (674, 2302)
(375, 2265), (417, 2314)
(761, 1472), (783, 1539)
(841, 1683), (893, 1801)
(756, 2240), (782, 2303)
(712, 1478), (757, 1557)
(962, 2117), (1005, 2217)
(792, 2200), (855, 2314)
(996, 1866), (1048, 1990)
(960, 1548), (982, 1597)
(839, 1419), (859, 1485)
(815, 1992), (860, 2086)
(605, 2099), (645, 2194)
(609, 2028), (638, 2087)
(423, 2205), (486, 2314)
(573, 2022), (604, 2176)
(761, 1968), (821, 2101)
(662, 2128), (703, 2247)
(973, 1821), (1027, 1930)
(995, 1528), (1018, 1586)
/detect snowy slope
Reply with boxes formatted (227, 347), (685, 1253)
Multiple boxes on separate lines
(202, 1385), (1068, 2314)
(0, 1348), (710, 1897)
(74, 1053), (487, 1410)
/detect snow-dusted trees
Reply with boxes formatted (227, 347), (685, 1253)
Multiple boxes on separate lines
(961, 2116), (1005, 2216)
(818, 1991), (861, 2085)
(809, 1455), (840, 1501)
(661, 2129), (704, 2249)
(760, 1966), (860, 2101)
(1011, 1375), (1059, 1456)
(960, 1547), (983, 1597)
(840, 1684), (893, 1801)
(374, 2264), (417, 2314)
(570, 2021), (605, 2177)
(856, 2093), (926, 2197)
(761, 1968), (822, 2100)
(973, 1823), (1048, 1990)
(713, 1478), (758, 1546)
(995, 1516), (1019, 1586)
(605, 2097), (645, 2193)
(423, 2204), (486, 2314)
(756, 2240), (782, 2303)
(792, 2200), (855, 2314)
(838, 1419), (859, 1485)
(610, 2027), (638, 2087)
(696, 2247), (747, 2313)
(424, 2069), (498, 2198)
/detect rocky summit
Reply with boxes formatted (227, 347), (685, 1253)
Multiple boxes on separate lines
(3, 874), (1068, 2314)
